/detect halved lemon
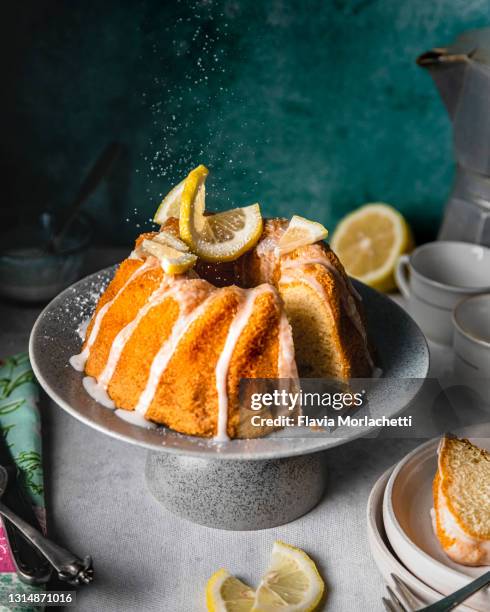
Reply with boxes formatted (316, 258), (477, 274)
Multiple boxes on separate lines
(275, 216), (328, 256)
(153, 230), (189, 252)
(180, 185), (263, 262)
(206, 569), (255, 612)
(251, 541), (325, 612)
(141, 239), (197, 275)
(330, 203), (414, 293)
(153, 164), (209, 224)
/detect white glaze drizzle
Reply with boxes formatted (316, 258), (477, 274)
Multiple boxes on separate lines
(214, 286), (272, 441)
(431, 473), (490, 564)
(96, 277), (172, 389)
(77, 318), (91, 341)
(281, 256), (373, 369)
(69, 259), (154, 372)
(69, 351), (88, 373)
(256, 227), (366, 346)
(255, 236), (279, 284)
(287, 256), (362, 302)
(82, 379), (159, 429)
(82, 376), (115, 408)
(134, 287), (215, 416)
(255, 235), (277, 256)
(277, 310), (298, 380)
(115, 408), (157, 429)
(280, 269), (328, 305)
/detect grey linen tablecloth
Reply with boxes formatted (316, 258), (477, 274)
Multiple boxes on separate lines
(0, 248), (453, 611)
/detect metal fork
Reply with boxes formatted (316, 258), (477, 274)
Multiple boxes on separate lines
(382, 572), (490, 611)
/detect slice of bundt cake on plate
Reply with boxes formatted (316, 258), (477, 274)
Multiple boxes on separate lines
(432, 435), (490, 566)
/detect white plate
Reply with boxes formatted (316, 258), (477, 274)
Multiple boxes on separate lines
(367, 467), (475, 611)
(383, 436), (490, 611)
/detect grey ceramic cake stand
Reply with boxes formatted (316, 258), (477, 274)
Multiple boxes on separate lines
(145, 452), (328, 530)
(30, 267), (429, 530)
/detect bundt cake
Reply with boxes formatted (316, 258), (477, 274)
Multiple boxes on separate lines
(70, 218), (373, 440)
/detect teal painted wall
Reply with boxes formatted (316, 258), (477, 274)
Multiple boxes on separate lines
(2, 1), (489, 244)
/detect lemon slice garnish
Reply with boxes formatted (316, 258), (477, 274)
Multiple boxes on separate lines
(141, 239), (197, 275)
(193, 205), (263, 262)
(153, 164), (209, 224)
(155, 164), (263, 262)
(251, 541), (325, 612)
(179, 173), (263, 262)
(330, 202), (414, 292)
(275, 216), (329, 256)
(153, 178), (185, 225)
(153, 230), (189, 252)
(178, 164), (209, 239)
(206, 569), (255, 612)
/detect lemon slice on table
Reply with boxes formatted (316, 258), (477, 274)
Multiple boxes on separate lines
(251, 541), (325, 612)
(330, 203), (414, 293)
(207, 569), (255, 612)
(153, 164), (209, 224)
(141, 239), (197, 275)
(179, 177), (263, 262)
(275, 215), (329, 256)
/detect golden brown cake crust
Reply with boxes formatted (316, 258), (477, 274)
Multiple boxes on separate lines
(78, 217), (373, 438)
(144, 286), (283, 438)
(239, 219), (372, 378)
(85, 261), (163, 380)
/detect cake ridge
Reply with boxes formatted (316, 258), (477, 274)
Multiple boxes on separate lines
(97, 274), (208, 390)
(69, 257), (156, 373)
(97, 276), (170, 389)
(134, 279), (217, 417)
(215, 284), (278, 441)
(277, 309), (298, 381)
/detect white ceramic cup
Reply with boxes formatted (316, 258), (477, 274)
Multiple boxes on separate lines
(395, 242), (490, 345)
(452, 294), (490, 389)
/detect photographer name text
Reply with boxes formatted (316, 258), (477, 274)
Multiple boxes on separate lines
(251, 415), (413, 428)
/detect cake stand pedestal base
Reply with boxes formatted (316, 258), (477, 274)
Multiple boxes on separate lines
(145, 451), (328, 530)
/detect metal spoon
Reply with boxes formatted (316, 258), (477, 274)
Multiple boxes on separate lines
(47, 141), (123, 253)
(0, 466), (93, 585)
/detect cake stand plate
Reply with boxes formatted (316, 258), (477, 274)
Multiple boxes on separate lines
(30, 267), (429, 530)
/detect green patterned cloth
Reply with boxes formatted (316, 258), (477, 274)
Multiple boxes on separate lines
(0, 353), (45, 611)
